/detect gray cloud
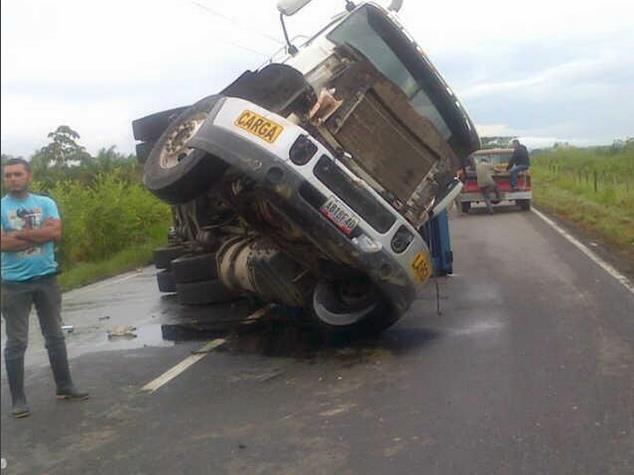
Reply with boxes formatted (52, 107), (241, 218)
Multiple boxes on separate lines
(2, 0), (633, 157)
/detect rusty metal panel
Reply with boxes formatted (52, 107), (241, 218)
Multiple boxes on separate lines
(328, 90), (436, 202)
(324, 57), (458, 203)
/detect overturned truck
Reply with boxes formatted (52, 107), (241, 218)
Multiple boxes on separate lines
(132, 0), (480, 334)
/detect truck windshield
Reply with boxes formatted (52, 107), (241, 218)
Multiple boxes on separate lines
(327, 6), (451, 140)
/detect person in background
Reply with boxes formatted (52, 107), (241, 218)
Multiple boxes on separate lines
(1, 158), (89, 419)
(507, 138), (530, 191)
(475, 157), (501, 214)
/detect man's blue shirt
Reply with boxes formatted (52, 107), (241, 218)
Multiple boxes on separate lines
(1, 193), (60, 282)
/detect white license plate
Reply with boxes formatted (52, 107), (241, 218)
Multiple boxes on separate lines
(320, 196), (359, 236)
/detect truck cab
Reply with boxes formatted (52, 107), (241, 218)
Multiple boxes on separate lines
(132, 1), (480, 334)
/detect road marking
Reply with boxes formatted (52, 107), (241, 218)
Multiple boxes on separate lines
(140, 305), (273, 393)
(68, 268), (146, 295)
(141, 338), (226, 393)
(532, 208), (634, 294)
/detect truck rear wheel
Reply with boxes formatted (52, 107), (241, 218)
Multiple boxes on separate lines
(143, 95), (228, 204)
(132, 106), (189, 142)
(171, 253), (219, 283)
(517, 199), (531, 211)
(176, 279), (240, 305)
(156, 270), (176, 293)
(153, 245), (187, 270)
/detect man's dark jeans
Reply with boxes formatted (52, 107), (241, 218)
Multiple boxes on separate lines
(480, 185), (501, 213)
(510, 164), (530, 189)
(1, 275), (65, 362)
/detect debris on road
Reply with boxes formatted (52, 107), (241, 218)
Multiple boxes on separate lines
(62, 325), (75, 333)
(98, 316), (111, 321)
(107, 325), (138, 339)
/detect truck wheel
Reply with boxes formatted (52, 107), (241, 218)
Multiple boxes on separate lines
(156, 270), (176, 293)
(460, 202), (471, 213)
(153, 245), (187, 270)
(132, 106), (189, 141)
(517, 200), (531, 211)
(310, 280), (400, 336)
(171, 253), (218, 284)
(143, 96), (228, 204)
(176, 279), (240, 305)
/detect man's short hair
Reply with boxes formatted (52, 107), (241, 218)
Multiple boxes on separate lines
(510, 138), (520, 145)
(3, 158), (31, 173)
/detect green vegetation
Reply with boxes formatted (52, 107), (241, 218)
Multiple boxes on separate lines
(531, 141), (634, 262)
(2, 126), (172, 290)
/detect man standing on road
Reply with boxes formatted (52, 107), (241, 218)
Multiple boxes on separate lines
(1, 158), (88, 418)
(475, 157), (501, 214)
(507, 138), (530, 191)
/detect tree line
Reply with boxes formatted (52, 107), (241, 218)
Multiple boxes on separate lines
(1, 125), (141, 195)
(1, 126), (170, 273)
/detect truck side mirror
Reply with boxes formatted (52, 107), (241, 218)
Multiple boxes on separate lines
(387, 0), (404, 12)
(277, 0), (313, 16)
(429, 178), (463, 217)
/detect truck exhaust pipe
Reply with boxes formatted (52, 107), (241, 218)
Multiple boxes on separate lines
(217, 237), (310, 307)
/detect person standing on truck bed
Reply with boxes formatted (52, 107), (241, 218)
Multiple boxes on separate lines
(475, 157), (501, 214)
(507, 138), (530, 191)
(1, 158), (89, 419)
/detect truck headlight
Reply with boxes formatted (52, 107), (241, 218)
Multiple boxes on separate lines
(289, 135), (317, 165)
(391, 225), (414, 254)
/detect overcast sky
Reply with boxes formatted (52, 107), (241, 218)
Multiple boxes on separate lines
(2, 0), (633, 157)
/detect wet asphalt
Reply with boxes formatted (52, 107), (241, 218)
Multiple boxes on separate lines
(1, 205), (633, 474)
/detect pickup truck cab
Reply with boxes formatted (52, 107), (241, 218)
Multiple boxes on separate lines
(458, 148), (532, 212)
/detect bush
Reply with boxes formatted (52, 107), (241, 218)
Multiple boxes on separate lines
(34, 171), (171, 269)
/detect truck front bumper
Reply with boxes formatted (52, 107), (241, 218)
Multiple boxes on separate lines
(188, 96), (433, 314)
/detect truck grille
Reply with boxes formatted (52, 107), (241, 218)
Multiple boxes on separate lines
(328, 90), (437, 202)
(313, 155), (396, 233)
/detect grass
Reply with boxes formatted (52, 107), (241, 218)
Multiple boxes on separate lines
(28, 169), (173, 292)
(531, 145), (634, 265)
(58, 234), (167, 291)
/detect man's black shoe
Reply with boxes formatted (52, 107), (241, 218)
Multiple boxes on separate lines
(12, 400), (31, 418)
(56, 387), (90, 400)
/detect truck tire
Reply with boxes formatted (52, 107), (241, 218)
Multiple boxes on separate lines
(176, 279), (240, 305)
(156, 270), (176, 293)
(517, 199), (531, 211)
(460, 201), (471, 213)
(143, 96), (228, 204)
(309, 280), (400, 337)
(171, 253), (218, 283)
(132, 106), (189, 141)
(153, 246), (187, 270)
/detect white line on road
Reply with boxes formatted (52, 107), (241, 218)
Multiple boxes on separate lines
(141, 338), (226, 393)
(531, 208), (634, 295)
(66, 268), (147, 296)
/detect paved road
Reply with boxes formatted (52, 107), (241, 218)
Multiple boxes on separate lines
(2, 206), (633, 474)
